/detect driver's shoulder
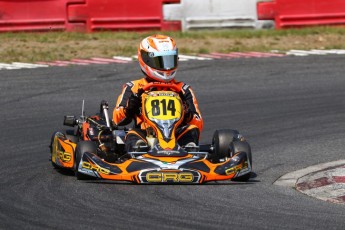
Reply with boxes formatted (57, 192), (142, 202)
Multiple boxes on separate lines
(174, 81), (192, 92)
(125, 78), (147, 91)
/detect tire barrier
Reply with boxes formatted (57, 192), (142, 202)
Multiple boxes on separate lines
(257, 0), (345, 29)
(0, 0), (83, 32)
(0, 0), (180, 32)
(67, 0), (181, 32)
(163, 0), (259, 31)
(0, 0), (265, 32)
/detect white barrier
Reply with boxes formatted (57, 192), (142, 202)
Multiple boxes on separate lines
(163, 0), (270, 31)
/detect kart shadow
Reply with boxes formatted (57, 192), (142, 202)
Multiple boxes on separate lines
(54, 168), (75, 176)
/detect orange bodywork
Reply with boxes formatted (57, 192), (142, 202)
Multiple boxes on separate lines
(82, 122), (90, 140)
(52, 130), (251, 183)
(140, 91), (184, 149)
(51, 134), (76, 169)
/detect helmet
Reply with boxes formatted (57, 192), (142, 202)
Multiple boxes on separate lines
(138, 34), (178, 82)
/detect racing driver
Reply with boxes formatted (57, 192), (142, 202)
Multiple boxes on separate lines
(113, 34), (203, 152)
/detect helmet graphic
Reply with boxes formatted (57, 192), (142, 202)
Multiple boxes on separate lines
(138, 35), (178, 82)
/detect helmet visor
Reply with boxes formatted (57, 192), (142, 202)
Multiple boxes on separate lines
(141, 50), (178, 71)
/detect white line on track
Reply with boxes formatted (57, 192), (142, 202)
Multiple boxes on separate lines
(286, 50), (314, 56)
(0, 64), (22, 70)
(112, 56), (133, 62)
(0, 62), (49, 69)
(12, 62), (49, 68)
(178, 54), (212, 60)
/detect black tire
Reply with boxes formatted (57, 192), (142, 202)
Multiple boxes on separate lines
(50, 131), (62, 169)
(231, 140), (252, 182)
(50, 131), (78, 169)
(212, 129), (239, 163)
(65, 134), (79, 144)
(74, 141), (98, 180)
(65, 129), (79, 144)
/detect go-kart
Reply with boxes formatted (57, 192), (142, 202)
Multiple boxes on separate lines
(50, 82), (252, 183)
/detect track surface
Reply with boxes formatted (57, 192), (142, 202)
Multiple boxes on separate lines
(1, 56), (345, 229)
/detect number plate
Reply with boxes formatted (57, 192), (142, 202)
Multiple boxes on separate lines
(145, 92), (182, 121)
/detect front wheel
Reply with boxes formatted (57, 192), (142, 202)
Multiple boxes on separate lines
(231, 140), (252, 182)
(50, 132), (60, 169)
(74, 141), (97, 180)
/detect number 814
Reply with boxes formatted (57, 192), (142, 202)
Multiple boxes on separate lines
(151, 99), (176, 116)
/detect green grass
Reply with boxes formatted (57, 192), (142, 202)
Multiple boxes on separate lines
(1, 26), (345, 63)
(2, 26), (343, 42)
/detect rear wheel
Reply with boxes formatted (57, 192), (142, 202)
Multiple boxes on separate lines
(74, 141), (98, 180)
(212, 129), (239, 163)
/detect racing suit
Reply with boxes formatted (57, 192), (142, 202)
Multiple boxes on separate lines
(113, 77), (203, 152)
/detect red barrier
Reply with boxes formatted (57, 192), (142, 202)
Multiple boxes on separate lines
(67, 0), (181, 32)
(0, 0), (180, 32)
(257, 0), (345, 29)
(0, 0), (84, 32)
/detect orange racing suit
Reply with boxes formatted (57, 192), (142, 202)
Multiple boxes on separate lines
(113, 77), (203, 151)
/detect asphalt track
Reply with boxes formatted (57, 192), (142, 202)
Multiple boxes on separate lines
(0, 55), (345, 229)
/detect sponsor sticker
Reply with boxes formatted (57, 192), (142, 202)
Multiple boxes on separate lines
(139, 170), (201, 183)
(82, 161), (110, 175)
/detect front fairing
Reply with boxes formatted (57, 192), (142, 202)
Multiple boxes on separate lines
(76, 150), (251, 184)
(51, 132), (76, 169)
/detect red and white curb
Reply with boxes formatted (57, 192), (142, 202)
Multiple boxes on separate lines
(274, 160), (345, 204)
(2, 49), (345, 70)
(37, 57), (131, 67)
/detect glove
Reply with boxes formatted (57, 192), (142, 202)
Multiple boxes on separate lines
(125, 94), (141, 117)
